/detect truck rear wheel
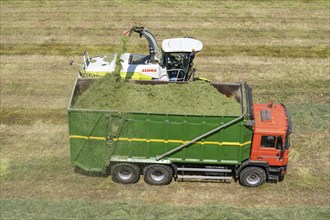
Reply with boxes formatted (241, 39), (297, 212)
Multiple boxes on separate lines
(144, 165), (173, 185)
(111, 163), (140, 184)
(239, 167), (266, 187)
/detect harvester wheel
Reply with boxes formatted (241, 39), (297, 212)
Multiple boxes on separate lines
(239, 167), (266, 187)
(111, 163), (140, 184)
(143, 165), (173, 185)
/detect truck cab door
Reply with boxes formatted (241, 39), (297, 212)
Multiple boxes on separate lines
(252, 135), (286, 166)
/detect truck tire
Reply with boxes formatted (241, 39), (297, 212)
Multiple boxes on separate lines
(111, 163), (140, 184)
(143, 165), (173, 185)
(239, 167), (266, 187)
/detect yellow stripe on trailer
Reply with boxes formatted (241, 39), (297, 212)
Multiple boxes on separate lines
(70, 135), (251, 147)
(69, 135), (106, 141)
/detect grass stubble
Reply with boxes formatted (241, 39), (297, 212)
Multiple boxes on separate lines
(0, 0), (329, 219)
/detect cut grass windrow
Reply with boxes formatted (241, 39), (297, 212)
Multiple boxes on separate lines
(0, 108), (67, 125)
(1, 44), (329, 58)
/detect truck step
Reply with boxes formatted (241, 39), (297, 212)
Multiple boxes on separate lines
(268, 175), (279, 181)
(177, 175), (232, 180)
(177, 167), (232, 172)
(269, 167), (281, 172)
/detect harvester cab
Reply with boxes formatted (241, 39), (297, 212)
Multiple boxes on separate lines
(73, 26), (203, 82)
(161, 38), (202, 81)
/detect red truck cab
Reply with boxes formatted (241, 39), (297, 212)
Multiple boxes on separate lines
(250, 101), (292, 181)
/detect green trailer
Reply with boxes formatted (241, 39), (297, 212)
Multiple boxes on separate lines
(68, 78), (291, 187)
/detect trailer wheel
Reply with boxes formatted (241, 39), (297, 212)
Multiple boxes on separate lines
(111, 163), (140, 184)
(144, 165), (173, 185)
(239, 167), (266, 187)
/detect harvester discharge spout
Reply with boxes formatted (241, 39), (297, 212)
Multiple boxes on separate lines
(124, 26), (160, 63)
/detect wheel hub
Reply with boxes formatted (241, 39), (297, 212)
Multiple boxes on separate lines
(118, 169), (132, 180)
(151, 170), (165, 181)
(246, 173), (260, 185)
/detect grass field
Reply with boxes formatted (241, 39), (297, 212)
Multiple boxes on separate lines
(1, 0), (329, 219)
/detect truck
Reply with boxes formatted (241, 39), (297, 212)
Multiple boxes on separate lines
(68, 78), (292, 187)
(71, 26), (204, 81)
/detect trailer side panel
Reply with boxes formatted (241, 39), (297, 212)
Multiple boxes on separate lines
(110, 113), (253, 165)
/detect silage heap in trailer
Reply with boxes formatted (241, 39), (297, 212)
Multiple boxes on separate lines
(73, 74), (241, 116)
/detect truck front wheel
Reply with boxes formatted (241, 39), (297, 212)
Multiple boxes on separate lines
(111, 163), (140, 184)
(144, 165), (173, 185)
(239, 167), (266, 187)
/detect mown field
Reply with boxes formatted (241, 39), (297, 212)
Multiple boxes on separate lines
(1, 0), (329, 219)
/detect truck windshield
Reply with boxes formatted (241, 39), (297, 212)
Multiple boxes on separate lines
(261, 136), (283, 150)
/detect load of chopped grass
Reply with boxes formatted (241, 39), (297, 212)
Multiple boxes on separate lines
(112, 36), (128, 81)
(73, 75), (241, 115)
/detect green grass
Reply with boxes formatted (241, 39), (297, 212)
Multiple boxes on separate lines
(1, 199), (329, 220)
(1, 0), (329, 219)
(288, 104), (330, 132)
